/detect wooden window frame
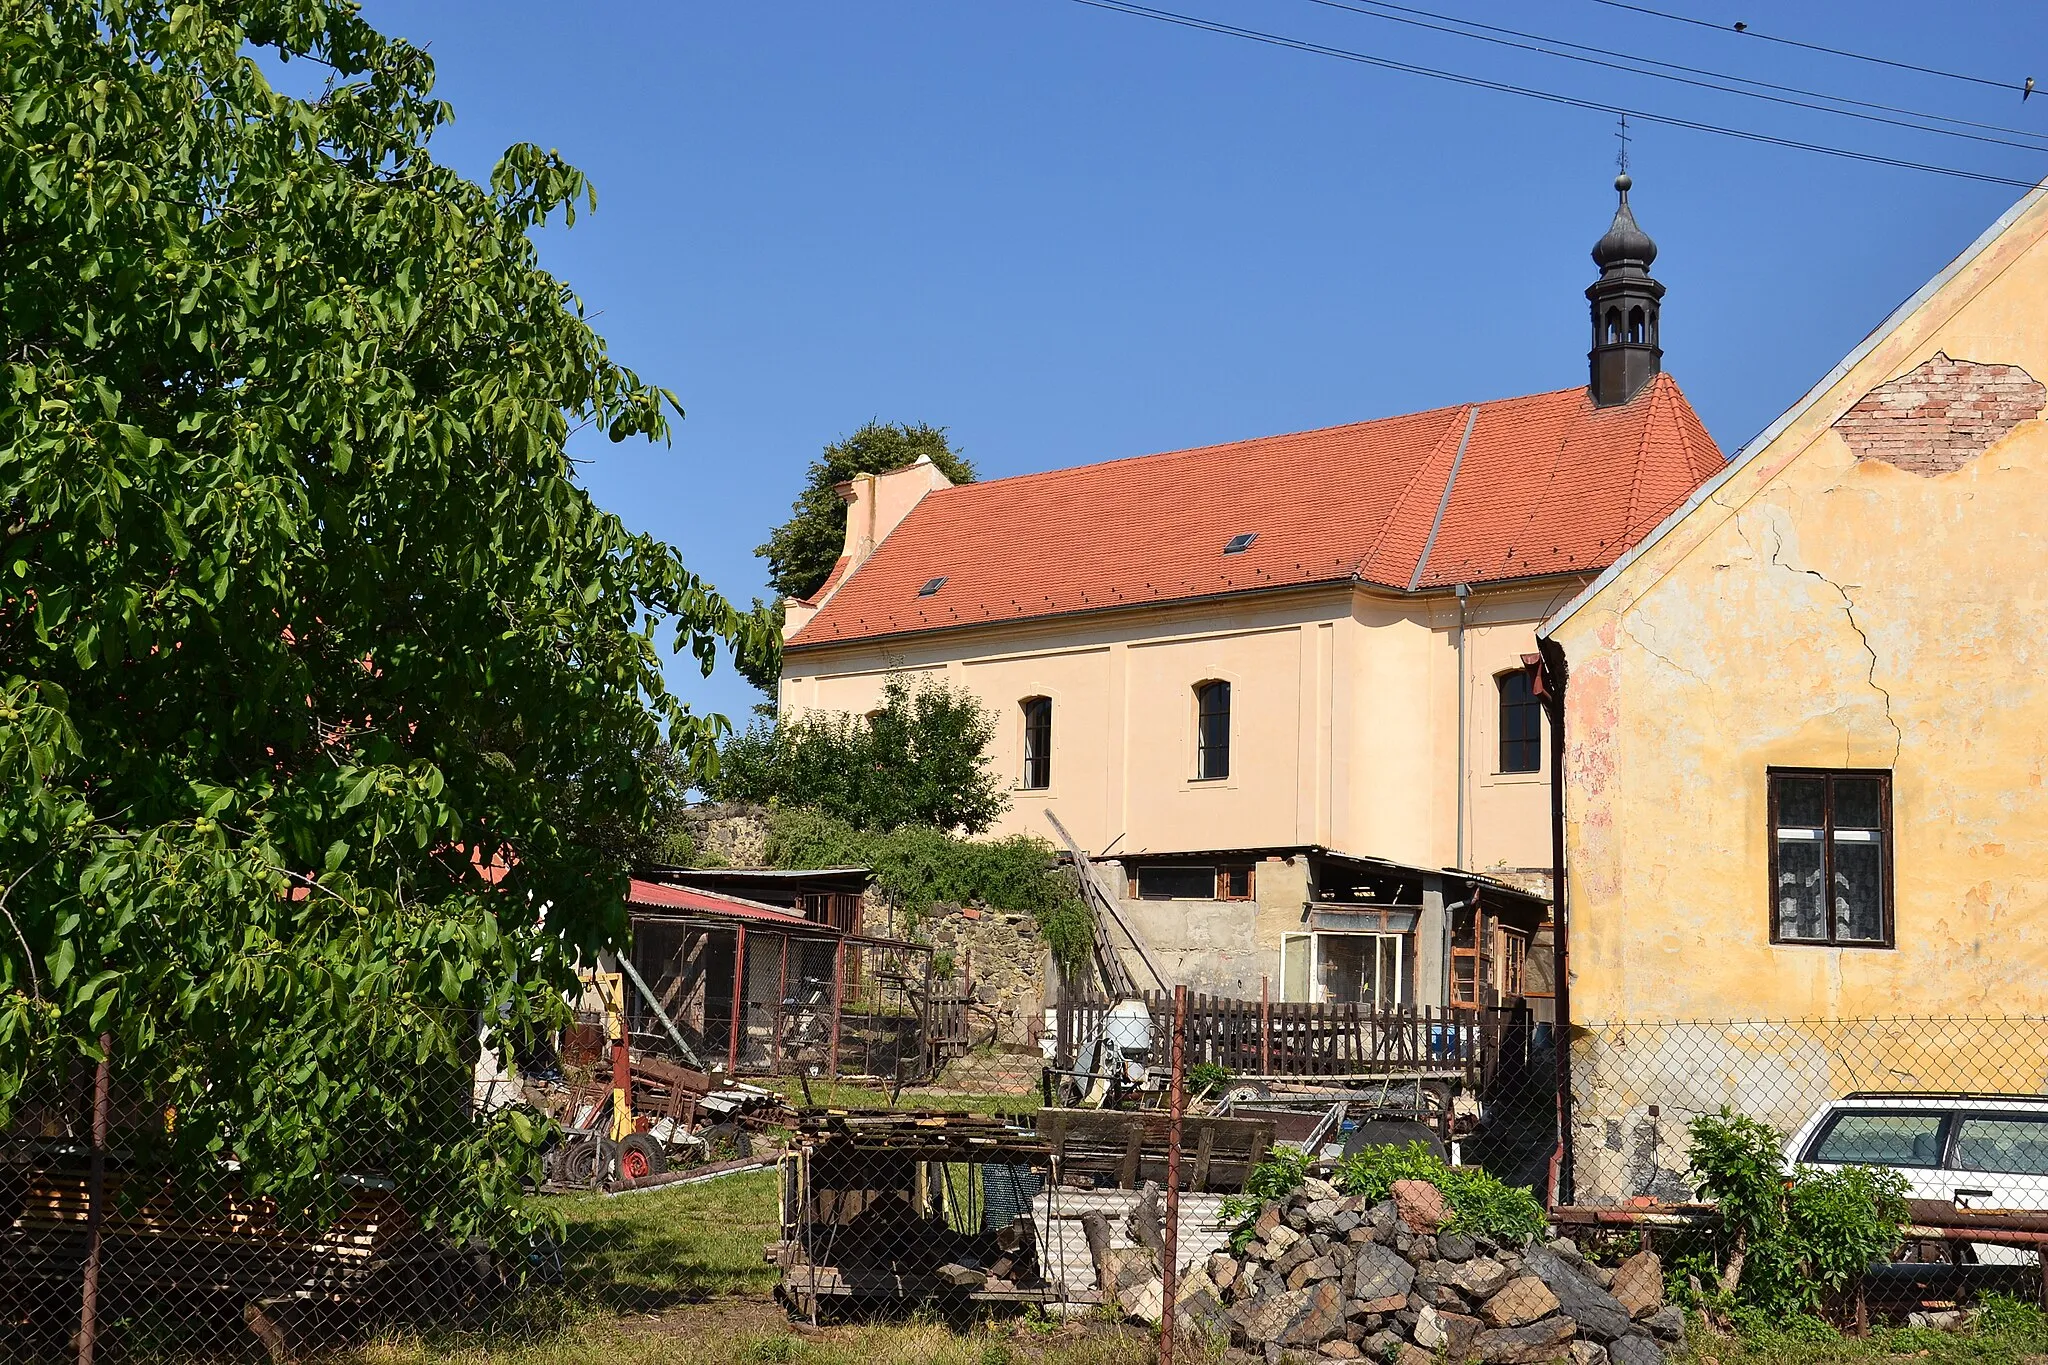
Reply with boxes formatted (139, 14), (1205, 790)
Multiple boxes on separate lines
(1496, 670), (1542, 774)
(1498, 926), (1529, 997)
(1218, 864), (1255, 900)
(1132, 865), (1219, 901)
(1020, 696), (1052, 791)
(1194, 679), (1231, 781)
(1767, 766), (1895, 950)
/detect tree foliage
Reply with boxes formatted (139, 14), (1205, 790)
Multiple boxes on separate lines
(756, 421), (973, 603)
(707, 674), (1007, 835)
(0, 0), (766, 1240)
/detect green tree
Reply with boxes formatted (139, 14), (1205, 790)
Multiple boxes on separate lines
(0, 0), (769, 1241)
(757, 421), (974, 602)
(707, 674), (1007, 834)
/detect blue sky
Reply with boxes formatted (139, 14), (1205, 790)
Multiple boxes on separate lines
(362, 0), (2048, 731)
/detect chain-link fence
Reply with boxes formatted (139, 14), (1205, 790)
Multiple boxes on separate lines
(10, 1008), (2047, 1359)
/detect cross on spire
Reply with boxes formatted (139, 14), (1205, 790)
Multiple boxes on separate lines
(1615, 114), (1632, 175)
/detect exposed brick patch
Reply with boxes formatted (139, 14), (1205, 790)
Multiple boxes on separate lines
(1834, 351), (2044, 475)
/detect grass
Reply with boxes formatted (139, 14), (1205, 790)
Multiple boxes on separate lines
(759, 1079), (1036, 1114)
(544, 1168), (785, 1308)
(1678, 1295), (2048, 1365)
(347, 1318), (1182, 1365)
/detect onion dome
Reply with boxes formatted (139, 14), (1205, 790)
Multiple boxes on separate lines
(1591, 173), (1658, 272)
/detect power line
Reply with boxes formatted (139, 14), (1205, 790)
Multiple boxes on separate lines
(1585, 0), (2026, 96)
(1302, 0), (2048, 149)
(1064, 0), (2046, 190)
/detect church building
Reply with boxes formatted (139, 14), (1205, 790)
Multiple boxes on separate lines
(776, 177), (1723, 1018)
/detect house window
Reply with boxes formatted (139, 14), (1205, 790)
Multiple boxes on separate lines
(1219, 865), (1254, 900)
(1020, 696), (1051, 790)
(1195, 680), (1231, 780)
(1770, 769), (1892, 947)
(1133, 865), (1218, 900)
(1497, 671), (1541, 773)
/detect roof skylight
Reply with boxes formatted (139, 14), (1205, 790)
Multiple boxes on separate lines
(1223, 533), (1258, 555)
(917, 575), (948, 597)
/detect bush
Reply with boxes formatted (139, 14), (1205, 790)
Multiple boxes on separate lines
(763, 807), (1093, 968)
(1683, 1108), (1909, 1318)
(1334, 1143), (1548, 1242)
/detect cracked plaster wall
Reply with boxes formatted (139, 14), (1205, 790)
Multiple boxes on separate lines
(1550, 194), (2048, 1200)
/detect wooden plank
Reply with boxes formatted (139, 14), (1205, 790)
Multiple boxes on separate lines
(1118, 1126), (1144, 1188)
(1192, 1125), (1216, 1192)
(1043, 810), (1164, 995)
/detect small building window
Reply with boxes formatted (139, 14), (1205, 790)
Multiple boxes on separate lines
(1604, 308), (1622, 344)
(1021, 696), (1051, 790)
(1769, 769), (1892, 948)
(1497, 671), (1542, 773)
(1627, 306), (1647, 344)
(1133, 865), (1218, 900)
(1195, 680), (1231, 780)
(1219, 864), (1255, 900)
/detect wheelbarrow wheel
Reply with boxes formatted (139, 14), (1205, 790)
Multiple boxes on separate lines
(617, 1132), (668, 1182)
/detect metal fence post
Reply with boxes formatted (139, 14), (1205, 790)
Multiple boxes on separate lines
(728, 925), (747, 1076)
(1160, 984), (1186, 1365)
(827, 938), (845, 1082)
(78, 1033), (110, 1365)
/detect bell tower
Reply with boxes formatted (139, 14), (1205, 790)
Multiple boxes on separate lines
(1587, 172), (1665, 407)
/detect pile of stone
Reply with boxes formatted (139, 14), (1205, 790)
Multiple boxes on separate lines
(1169, 1177), (1685, 1364)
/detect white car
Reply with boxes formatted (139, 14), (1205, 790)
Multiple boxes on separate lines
(1785, 1092), (2048, 1264)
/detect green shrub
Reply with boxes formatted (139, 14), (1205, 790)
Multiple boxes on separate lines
(762, 806), (1092, 968)
(1334, 1143), (1548, 1242)
(1189, 1062), (1232, 1095)
(1975, 1291), (2048, 1344)
(1683, 1108), (1909, 1318)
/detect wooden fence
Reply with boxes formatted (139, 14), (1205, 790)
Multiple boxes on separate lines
(1056, 992), (1530, 1090)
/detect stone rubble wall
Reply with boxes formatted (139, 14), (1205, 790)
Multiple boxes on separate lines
(922, 905), (1051, 1046)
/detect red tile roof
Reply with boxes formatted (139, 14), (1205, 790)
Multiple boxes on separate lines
(787, 375), (1722, 649)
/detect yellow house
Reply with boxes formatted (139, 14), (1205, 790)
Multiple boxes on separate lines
(779, 178), (1722, 1013)
(1541, 181), (2048, 1198)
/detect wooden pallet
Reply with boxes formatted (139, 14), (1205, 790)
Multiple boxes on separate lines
(1033, 1108), (1272, 1192)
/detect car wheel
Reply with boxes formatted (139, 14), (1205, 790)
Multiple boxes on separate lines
(617, 1132), (668, 1182)
(557, 1136), (607, 1188)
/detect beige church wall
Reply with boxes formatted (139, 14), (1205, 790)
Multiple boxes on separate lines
(1463, 587), (1575, 887)
(780, 587), (1349, 855)
(782, 577), (1568, 883)
(1342, 586), (1566, 880)
(1548, 190), (2048, 1199)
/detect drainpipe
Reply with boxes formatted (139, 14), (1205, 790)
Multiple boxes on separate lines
(1454, 583), (1471, 871)
(1536, 634), (1572, 1206)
